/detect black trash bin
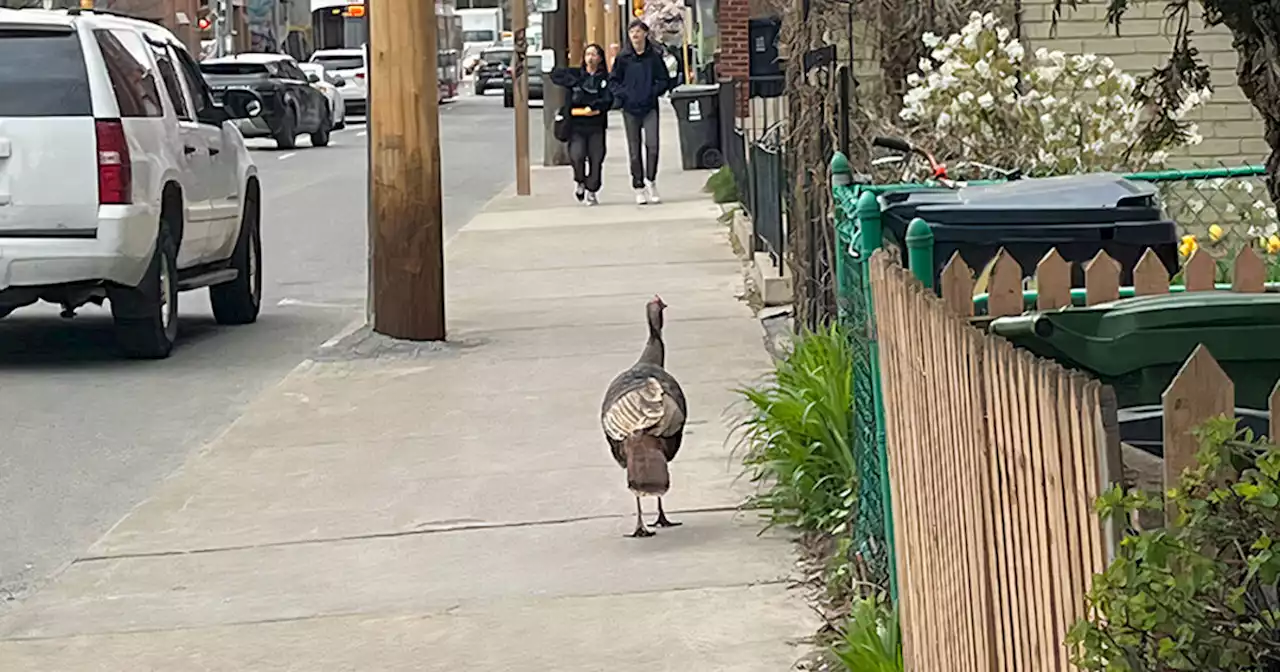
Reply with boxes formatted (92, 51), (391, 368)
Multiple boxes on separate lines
(877, 173), (1180, 288)
(669, 84), (724, 170)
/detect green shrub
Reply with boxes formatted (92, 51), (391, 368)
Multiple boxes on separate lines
(831, 594), (903, 672)
(735, 323), (857, 534)
(1068, 416), (1280, 671)
(704, 165), (739, 204)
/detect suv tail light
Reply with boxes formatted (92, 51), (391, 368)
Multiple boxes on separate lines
(355, 71), (366, 79)
(95, 119), (132, 205)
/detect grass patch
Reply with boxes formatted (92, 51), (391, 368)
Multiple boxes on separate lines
(735, 322), (856, 535)
(704, 165), (739, 204)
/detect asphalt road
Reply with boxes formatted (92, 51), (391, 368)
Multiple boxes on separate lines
(0, 91), (545, 606)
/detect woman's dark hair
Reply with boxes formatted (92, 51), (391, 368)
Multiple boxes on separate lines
(627, 19), (650, 32)
(583, 42), (607, 73)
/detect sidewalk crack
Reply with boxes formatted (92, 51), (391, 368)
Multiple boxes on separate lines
(76, 505), (755, 563)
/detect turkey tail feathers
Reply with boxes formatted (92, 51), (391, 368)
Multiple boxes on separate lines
(624, 433), (670, 496)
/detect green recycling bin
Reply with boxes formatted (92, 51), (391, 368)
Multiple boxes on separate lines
(989, 292), (1280, 454)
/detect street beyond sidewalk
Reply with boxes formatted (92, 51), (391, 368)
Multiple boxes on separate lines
(0, 113), (815, 670)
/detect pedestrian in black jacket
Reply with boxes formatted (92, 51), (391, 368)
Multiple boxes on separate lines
(550, 43), (613, 205)
(609, 19), (674, 205)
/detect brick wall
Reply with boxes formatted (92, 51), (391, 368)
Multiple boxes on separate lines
(1021, 0), (1266, 167)
(717, 0), (749, 116)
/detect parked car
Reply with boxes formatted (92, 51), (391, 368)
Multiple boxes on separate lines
(200, 53), (333, 149)
(474, 46), (511, 95)
(502, 54), (544, 107)
(309, 48), (366, 115)
(0, 7), (266, 358)
(299, 61), (347, 130)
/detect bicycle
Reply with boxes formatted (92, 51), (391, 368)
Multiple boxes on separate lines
(870, 135), (1022, 187)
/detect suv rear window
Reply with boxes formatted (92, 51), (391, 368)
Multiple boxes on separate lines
(0, 28), (91, 117)
(311, 55), (363, 71)
(200, 62), (273, 76)
(481, 50), (512, 65)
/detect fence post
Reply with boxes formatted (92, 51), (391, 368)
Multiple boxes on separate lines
(906, 217), (935, 289)
(831, 152), (852, 187)
(855, 191), (881, 256)
(852, 187), (898, 602)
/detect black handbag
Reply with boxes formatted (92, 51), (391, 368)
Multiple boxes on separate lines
(553, 102), (572, 142)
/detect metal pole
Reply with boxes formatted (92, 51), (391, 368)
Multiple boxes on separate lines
(214, 0), (230, 56)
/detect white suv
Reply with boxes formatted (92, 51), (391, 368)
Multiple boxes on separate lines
(0, 8), (265, 359)
(309, 47), (366, 115)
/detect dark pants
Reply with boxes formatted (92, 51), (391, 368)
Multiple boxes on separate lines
(569, 125), (606, 193)
(622, 109), (659, 189)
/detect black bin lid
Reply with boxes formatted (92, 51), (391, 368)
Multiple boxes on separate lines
(880, 173), (1166, 226)
(670, 84), (722, 99)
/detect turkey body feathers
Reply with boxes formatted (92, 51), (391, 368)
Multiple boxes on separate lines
(601, 362), (687, 469)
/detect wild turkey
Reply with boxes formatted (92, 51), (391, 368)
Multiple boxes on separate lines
(600, 295), (688, 538)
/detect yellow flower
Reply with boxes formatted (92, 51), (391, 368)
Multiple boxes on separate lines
(1208, 224), (1224, 241)
(1179, 234), (1198, 257)
(1267, 234), (1280, 255)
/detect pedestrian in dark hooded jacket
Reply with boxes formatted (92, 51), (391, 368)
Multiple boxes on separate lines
(550, 43), (613, 205)
(609, 19), (674, 205)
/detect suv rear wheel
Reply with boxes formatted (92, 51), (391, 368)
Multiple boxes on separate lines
(110, 222), (179, 359)
(210, 190), (262, 324)
(274, 107), (298, 149)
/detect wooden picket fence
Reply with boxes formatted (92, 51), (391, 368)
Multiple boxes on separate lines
(868, 241), (1280, 671)
(870, 251), (1123, 672)
(945, 245), (1269, 318)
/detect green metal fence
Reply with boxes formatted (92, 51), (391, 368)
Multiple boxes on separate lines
(829, 155), (1270, 600)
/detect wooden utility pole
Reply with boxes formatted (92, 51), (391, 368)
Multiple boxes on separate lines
(568, 0), (584, 63)
(604, 0), (620, 69)
(585, 0), (603, 47)
(368, 0), (446, 340)
(513, 0), (532, 195)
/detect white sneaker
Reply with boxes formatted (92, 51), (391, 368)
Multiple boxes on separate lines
(634, 188), (648, 205)
(645, 181), (662, 204)
(585, 191), (599, 206)
(574, 183), (585, 202)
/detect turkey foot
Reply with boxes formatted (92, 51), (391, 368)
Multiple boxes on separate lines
(627, 497), (656, 538)
(652, 498), (681, 528)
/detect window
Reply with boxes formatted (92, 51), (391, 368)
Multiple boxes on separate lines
(461, 29), (495, 43)
(311, 55), (363, 71)
(0, 28), (92, 117)
(94, 29), (163, 118)
(481, 49), (512, 65)
(277, 61), (308, 81)
(200, 62), (270, 76)
(172, 46), (213, 118)
(149, 42), (192, 120)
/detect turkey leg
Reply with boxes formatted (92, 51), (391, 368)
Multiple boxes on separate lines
(627, 496), (655, 538)
(652, 497), (681, 527)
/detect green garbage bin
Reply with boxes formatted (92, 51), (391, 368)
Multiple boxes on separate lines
(989, 292), (1280, 454)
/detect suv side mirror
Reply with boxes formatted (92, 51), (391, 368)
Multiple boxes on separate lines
(333, 76), (346, 87)
(221, 88), (264, 120)
(307, 73), (321, 84)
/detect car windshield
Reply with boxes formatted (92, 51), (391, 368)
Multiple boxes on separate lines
(528, 56), (541, 72)
(481, 50), (512, 66)
(200, 62), (273, 77)
(311, 55), (363, 71)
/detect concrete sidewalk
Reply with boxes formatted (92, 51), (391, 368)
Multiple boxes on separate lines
(0, 112), (815, 670)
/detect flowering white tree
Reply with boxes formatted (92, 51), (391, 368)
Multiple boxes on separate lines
(642, 0), (685, 50)
(897, 12), (1210, 177)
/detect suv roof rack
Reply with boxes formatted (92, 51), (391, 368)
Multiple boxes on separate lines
(65, 7), (164, 25)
